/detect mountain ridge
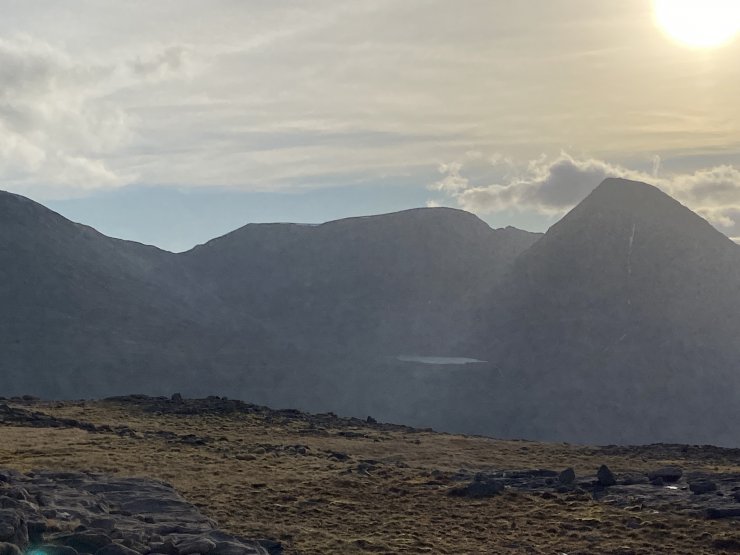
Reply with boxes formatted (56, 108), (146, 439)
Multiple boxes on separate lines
(1, 179), (739, 446)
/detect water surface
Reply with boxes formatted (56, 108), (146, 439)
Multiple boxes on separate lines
(396, 355), (487, 365)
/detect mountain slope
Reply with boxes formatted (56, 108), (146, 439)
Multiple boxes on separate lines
(2, 181), (739, 446)
(0, 191), (246, 397)
(480, 178), (740, 444)
(0, 194), (540, 408)
(183, 207), (541, 356)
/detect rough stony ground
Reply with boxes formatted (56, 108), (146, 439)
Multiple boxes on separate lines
(0, 468), (278, 555)
(1, 396), (740, 555)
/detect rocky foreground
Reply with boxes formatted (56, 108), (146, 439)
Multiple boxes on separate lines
(1, 396), (740, 554)
(0, 469), (280, 555)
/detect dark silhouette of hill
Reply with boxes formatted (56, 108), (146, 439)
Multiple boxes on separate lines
(478, 178), (740, 445)
(183, 208), (540, 355)
(2, 180), (739, 446)
(0, 191), (272, 398)
(0, 194), (538, 405)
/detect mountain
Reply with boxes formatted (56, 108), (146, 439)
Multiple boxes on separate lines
(2, 180), (739, 446)
(0, 195), (539, 408)
(477, 178), (740, 445)
(183, 207), (540, 356)
(0, 190), (268, 398)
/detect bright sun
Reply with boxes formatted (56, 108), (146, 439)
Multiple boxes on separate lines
(653, 0), (740, 48)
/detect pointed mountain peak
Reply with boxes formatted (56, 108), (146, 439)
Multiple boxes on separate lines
(583, 177), (677, 210)
(595, 176), (661, 192)
(562, 177), (722, 237)
(533, 177), (737, 260)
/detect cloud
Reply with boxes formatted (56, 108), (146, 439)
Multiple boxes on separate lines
(129, 46), (191, 79)
(2, 1), (740, 209)
(432, 152), (740, 240)
(0, 36), (195, 197)
(434, 153), (643, 214)
(695, 205), (740, 241)
(0, 36), (127, 194)
(432, 162), (469, 193)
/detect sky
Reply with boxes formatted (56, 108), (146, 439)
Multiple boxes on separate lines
(2, 0), (740, 251)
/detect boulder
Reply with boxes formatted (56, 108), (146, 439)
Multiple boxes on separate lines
(448, 477), (504, 499)
(38, 545), (80, 555)
(713, 538), (740, 551)
(706, 507), (740, 519)
(596, 465), (616, 487)
(647, 467), (682, 483)
(60, 531), (113, 552)
(689, 480), (717, 495)
(0, 543), (22, 555)
(212, 542), (263, 555)
(96, 543), (141, 555)
(0, 509), (28, 547)
(26, 521), (46, 544)
(175, 537), (216, 555)
(558, 468), (575, 485)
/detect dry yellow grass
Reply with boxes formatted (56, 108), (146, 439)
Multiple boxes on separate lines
(1, 399), (739, 554)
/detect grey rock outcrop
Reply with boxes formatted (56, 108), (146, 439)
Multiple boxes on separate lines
(441, 464), (740, 522)
(0, 469), (280, 555)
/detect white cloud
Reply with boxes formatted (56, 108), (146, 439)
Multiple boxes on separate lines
(0, 36), (197, 197)
(0, 36), (126, 194)
(432, 152), (740, 239)
(431, 162), (469, 194)
(436, 153), (644, 215)
(1, 1), (740, 209)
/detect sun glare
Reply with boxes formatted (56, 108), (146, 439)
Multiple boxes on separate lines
(653, 0), (740, 48)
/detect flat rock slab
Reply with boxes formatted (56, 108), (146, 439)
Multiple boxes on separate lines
(0, 469), (280, 555)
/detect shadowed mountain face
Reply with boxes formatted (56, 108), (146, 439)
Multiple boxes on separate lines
(479, 179), (740, 445)
(0, 193), (539, 401)
(1, 180), (739, 446)
(183, 208), (540, 355)
(0, 191), (274, 397)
